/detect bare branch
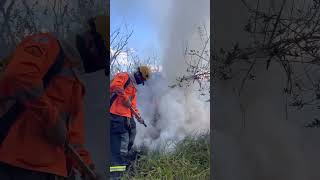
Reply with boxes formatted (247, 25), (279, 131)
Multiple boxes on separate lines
(216, 0), (320, 121)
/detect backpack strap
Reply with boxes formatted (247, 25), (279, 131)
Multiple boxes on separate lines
(0, 40), (65, 145)
(110, 76), (131, 107)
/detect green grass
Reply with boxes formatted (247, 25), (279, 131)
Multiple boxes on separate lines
(122, 133), (210, 180)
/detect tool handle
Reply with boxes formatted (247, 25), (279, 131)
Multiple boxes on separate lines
(129, 106), (147, 127)
(142, 122), (147, 127)
(129, 106), (140, 118)
(66, 143), (97, 179)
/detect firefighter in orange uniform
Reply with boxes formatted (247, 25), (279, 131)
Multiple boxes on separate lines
(110, 66), (151, 169)
(0, 15), (107, 180)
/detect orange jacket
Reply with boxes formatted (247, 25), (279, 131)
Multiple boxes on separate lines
(110, 72), (140, 118)
(0, 33), (92, 177)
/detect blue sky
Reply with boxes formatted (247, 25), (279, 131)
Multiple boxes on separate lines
(110, 0), (160, 58)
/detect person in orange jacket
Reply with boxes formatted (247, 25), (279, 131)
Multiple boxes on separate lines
(0, 15), (107, 180)
(110, 66), (151, 167)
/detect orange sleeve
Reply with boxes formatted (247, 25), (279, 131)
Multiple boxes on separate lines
(68, 82), (93, 173)
(110, 73), (130, 102)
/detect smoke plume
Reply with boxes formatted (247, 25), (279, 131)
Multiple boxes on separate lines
(132, 0), (210, 151)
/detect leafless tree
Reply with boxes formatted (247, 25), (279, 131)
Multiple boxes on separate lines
(213, 0), (320, 125)
(109, 23), (164, 78)
(110, 23), (133, 73)
(172, 25), (210, 98)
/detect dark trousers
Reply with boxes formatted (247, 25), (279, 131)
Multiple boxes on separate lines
(110, 114), (136, 165)
(0, 162), (57, 180)
(128, 124), (136, 152)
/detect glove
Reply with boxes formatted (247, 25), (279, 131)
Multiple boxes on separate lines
(137, 116), (145, 125)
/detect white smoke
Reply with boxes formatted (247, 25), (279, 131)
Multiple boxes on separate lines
(131, 0), (210, 151)
(134, 74), (210, 151)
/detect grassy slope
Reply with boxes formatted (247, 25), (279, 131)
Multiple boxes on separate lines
(122, 133), (210, 180)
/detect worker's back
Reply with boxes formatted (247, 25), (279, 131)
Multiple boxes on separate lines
(0, 33), (92, 177)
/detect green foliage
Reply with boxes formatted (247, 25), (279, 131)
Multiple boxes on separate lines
(122, 133), (210, 180)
